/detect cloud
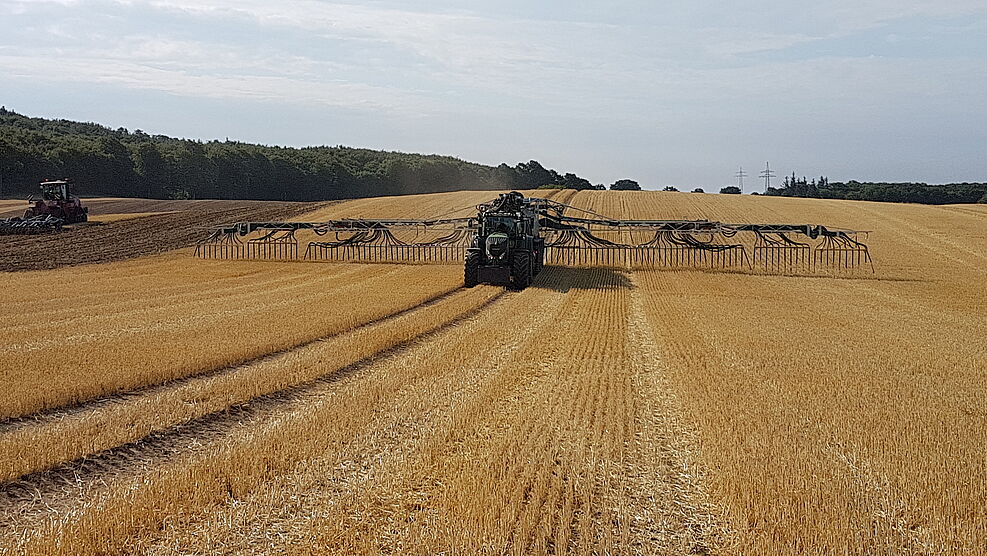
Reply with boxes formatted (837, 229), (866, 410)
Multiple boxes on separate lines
(0, 48), (439, 113)
(818, 0), (987, 32)
(1, 1), (984, 135)
(138, 0), (602, 79)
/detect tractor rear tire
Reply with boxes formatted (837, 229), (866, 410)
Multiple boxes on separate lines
(511, 251), (531, 290)
(464, 251), (480, 287)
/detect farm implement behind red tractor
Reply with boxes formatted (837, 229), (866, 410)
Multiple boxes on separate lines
(0, 179), (88, 235)
(196, 192), (873, 287)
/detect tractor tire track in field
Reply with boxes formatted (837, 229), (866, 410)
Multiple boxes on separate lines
(0, 200), (323, 272)
(853, 203), (987, 272)
(0, 283), (543, 554)
(138, 279), (573, 554)
(637, 271), (935, 552)
(0, 286), (507, 540)
(193, 268), (727, 554)
(1, 264), (387, 355)
(0, 273), (452, 432)
(620, 275), (732, 552)
(0, 286), (503, 487)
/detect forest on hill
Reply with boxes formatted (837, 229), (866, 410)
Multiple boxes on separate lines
(0, 108), (603, 200)
(4, 109), (980, 204)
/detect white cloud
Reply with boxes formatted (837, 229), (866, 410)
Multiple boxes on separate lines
(2, 0), (984, 121)
(0, 50), (440, 113)
(820, 0), (987, 32)
(1, 0), (985, 185)
(139, 0), (597, 76)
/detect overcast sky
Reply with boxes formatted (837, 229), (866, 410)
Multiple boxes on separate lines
(1, 0), (985, 190)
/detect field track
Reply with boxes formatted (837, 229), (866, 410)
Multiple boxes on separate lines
(0, 268), (725, 554)
(0, 190), (985, 554)
(0, 285), (502, 482)
(0, 285), (504, 533)
(0, 257), (468, 419)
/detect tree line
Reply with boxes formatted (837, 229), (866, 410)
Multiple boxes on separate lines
(764, 174), (987, 204)
(0, 108), (641, 201)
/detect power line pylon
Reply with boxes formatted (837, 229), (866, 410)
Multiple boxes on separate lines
(759, 162), (776, 192)
(735, 166), (748, 190)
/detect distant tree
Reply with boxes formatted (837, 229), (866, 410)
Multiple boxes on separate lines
(980, 193), (987, 204)
(719, 186), (742, 194)
(514, 160), (556, 188)
(0, 137), (24, 198)
(662, 185), (679, 192)
(132, 142), (169, 198)
(610, 179), (641, 191)
(562, 172), (594, 190)
(548, 169), (565, 186)
(773, 173), (819, 198)
(96, 136), (138, 196)
(592, 183), (606, 190)
(691, 187), (704, 193)
(492, 163), (519, 189)
(172, 140), (212, 199)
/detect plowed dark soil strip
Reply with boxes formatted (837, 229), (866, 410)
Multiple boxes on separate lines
(0, 200), (326, 271)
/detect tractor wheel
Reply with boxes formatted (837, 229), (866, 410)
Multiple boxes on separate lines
(511, 251), (531, 290)
(464, 251), (480, 287)
(533, 245), (544, 275)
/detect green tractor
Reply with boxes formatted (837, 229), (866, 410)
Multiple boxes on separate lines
(464, 192), (545, 290)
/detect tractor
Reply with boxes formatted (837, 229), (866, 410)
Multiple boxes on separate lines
(24, 179), (88, 224)
(464, 192), (545, 290)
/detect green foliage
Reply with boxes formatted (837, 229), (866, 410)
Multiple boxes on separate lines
(662, 186), (679, 192)
(979, 193), (987, 204)
(719, 186), (742, 194)
(514, 160), (560, 189)
(692, 188), (705, 193)
(0, 110), (593, 201)
(610, 179), (641, 191)
(764, 174), (825, 198)
(562, 173), (594, 190)
(766, 174), (987, 205)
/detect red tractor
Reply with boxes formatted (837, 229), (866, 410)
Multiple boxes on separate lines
(24, 179), (88, 224)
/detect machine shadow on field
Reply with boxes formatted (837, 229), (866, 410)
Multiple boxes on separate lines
(531, 265), (633, 292)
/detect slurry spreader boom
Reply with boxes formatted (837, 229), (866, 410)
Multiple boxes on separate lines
(196, 192), (872, 288)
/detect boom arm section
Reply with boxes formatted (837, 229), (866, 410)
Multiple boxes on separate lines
(216, 217), (474, 237)
(195, 192), (872, 272)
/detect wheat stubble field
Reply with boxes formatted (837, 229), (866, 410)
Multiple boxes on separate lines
(0, 191), (984, 554)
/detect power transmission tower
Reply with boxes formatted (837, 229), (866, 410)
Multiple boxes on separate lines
(759, 162), (776, 192)
(735, 166), (748, 190)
